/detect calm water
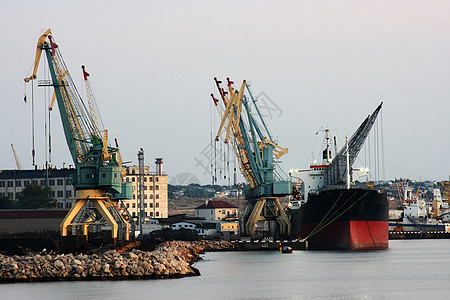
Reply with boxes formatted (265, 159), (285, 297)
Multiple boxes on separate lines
(2, 240), (450, 299)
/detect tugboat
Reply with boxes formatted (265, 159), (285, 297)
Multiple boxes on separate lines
(289, 103), (389, 250)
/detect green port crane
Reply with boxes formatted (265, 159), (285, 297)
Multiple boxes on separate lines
(212, 78), (292, 238)
(24, 29), (133, 247)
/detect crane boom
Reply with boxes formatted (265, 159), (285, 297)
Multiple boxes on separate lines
(10, 144), (21, 170)
(324, 102), (383, 186)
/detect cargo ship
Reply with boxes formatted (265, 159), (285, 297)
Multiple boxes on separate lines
(289, 103), (389, 250)
(389, 180), (450, 232)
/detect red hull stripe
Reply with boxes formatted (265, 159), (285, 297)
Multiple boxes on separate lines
(301, 220), (389, 250)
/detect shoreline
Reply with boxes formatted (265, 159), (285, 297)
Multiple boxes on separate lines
(0, 240), (235, 283)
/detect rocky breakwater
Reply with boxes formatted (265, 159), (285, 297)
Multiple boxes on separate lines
(0, 240), (235, 283)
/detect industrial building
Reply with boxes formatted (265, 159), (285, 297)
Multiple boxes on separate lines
(0, 164), (169, 222)
(0, 168), (75, 209)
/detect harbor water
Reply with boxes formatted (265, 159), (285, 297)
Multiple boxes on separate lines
(2, 239), (450, 299)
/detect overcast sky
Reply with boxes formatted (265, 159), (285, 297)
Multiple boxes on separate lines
(1, 0), (449, 185)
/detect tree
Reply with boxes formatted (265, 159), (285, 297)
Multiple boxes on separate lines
(0, 196), (14, 209)
(15, 184), (57, 209)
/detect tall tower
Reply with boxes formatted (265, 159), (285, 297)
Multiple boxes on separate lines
(138, 148), (144, 236)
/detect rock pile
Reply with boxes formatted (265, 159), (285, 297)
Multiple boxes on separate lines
(0, 240), (235, 282)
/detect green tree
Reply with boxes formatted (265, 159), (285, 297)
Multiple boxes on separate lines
(0, 196), (14, 209)
(15, 184), (56, 209)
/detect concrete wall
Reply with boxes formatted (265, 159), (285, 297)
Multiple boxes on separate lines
(0, 210), (68, 234)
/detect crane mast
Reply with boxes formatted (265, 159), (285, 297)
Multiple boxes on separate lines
(212, 78), (292, 238)
(24, 30), (132, 247)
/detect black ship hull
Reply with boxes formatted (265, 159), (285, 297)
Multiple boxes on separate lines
(290, 188), (389, 250)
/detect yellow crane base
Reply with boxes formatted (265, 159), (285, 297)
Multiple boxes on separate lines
(244, 197), (291, 238)
(60, 189), (130, 248)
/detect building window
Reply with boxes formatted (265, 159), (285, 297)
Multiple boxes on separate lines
(32, 180), (38, 185)
(0, 181), (5, 187)
(156, 185), (159, 190)
(149, 177), (153, 182)
(156, 212), (159, 217)
(156, 203), (159, 208)
(8, 192), (13, 199)
(24, 180), (30, 186)
(132, 177), (135, 182)
(156, 177), (159, 182)
(150, 203), (153, 208)
(40, 180), (45, 186)
(144, 195), (147, 199)
(132, 203), (136, 208)
(156, 194), (159, 199)
(15, 181), (22, 187)
(57, 179), (64, 185)
(49, 179), (55, 186)
(126, 203), (130, 208)
(57, 191), (64, 197)
(66, 191), (72, 198)
(51, 191), (55, 197)
(144, 203), (147, 208)
(144, 177), (147, 182)
(7, 181), (13, 187)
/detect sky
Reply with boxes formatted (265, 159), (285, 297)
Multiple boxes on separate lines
(1, 0), (449, 185)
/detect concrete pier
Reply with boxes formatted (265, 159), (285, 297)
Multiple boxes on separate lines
(389, 231), (450, 240)
(233, 239), (308, 251)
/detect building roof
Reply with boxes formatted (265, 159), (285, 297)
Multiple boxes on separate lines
(0, 168), (75, 180)
(195, 200), (237, 210)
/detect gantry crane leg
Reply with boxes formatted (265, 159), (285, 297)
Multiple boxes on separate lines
(60, 189), (128, 247)
(244, 197), (291, 238)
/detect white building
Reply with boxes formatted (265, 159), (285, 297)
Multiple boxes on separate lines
(119, 166), (168, 221)
(0, 168), (75, 209)
(195, 200), (238, 221)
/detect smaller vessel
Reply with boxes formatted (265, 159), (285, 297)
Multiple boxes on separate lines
(389, 180), (450, 232)
(281, 246), (293, 253)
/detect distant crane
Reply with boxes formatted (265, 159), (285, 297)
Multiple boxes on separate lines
(24, 29), (133, 247)
(212, 78), (292, 238)
(10, 144), (21, 170)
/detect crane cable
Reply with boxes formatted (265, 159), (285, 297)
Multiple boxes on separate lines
(31, 80), (36, 166)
